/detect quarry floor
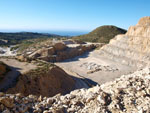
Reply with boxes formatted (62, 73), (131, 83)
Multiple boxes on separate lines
(0, 49), (138, 91)
(0, 58), (89, 91)
(55, 50), (137, 85)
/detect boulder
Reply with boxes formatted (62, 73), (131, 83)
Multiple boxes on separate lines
(16, 55), (28, 62)
(53, 42), (67, 51)
(0, 97), (14, 108)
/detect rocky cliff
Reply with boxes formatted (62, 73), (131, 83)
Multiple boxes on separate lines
(100, 17), (150, 68)
(7, 63), (75, 97)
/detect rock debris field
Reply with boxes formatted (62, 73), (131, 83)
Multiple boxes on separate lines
(80, 62), (118, 74)
(1, 67), (150, 113)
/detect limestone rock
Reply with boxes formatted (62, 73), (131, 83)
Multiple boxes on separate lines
(0, 97), (14, 108)
(16, 55), (28, 62)
(19, 40), (96, 62)
(137, 16), (150, 26)
(100, 16), (150, 68)
(28, 47), (55, 60)
(53, 42), (67, 51)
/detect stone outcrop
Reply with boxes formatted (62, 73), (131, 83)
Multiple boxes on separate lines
(19, 42), (96, 62)
(137, 16), (150, 26)
(1, 67), (150, 112)
(100, 17), (150, 68)
(16, 55), (29, 62)
(53, 42), (67, 51)
(28, 47), (55, 59)
(52, 44), (96, 62)
(7, 64), (75, 97)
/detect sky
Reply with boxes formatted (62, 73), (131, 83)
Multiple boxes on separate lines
(0, 0), (150, 33)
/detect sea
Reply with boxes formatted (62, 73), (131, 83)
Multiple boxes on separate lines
(44, 30), (88, 36)
(0, 29), (89, 36)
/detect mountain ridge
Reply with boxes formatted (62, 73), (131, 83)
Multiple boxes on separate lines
(0, 32), (61, 46)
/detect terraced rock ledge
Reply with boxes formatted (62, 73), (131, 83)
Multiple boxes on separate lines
(100, 16), (150, 68)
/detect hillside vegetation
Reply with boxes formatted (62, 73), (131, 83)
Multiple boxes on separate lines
(73, 25), (126, 43)
(0, 32), (61, 46)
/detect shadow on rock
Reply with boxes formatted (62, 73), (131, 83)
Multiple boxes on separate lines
(0, 66), (21, 92)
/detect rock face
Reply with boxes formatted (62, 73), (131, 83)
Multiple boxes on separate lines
(53, 42), (67, 51)
(7, 64), (75, 97)
(127, 17), (150, 37)
(19, 41), (96, 62)
(100, 17), (150, 68)
(28, 47), (55, 59)
(1, 67), (150, 112)
(137, 16), (150, 26)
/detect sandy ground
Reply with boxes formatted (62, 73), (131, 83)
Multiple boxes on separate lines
(0, 58), (37, 91)
(56, 50), (137, 85)
(62, 67), (89, 89)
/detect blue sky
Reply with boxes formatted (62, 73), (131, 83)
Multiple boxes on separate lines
(0, 0), (149, 32)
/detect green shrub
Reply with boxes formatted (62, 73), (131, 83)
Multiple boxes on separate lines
(73, 25), (126, 43)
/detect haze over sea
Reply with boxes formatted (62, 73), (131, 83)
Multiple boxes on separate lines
(0, 29), (88, 36)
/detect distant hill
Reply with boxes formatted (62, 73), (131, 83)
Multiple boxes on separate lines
(73, 25), (127, 43)
(0, 32), (61, 46)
